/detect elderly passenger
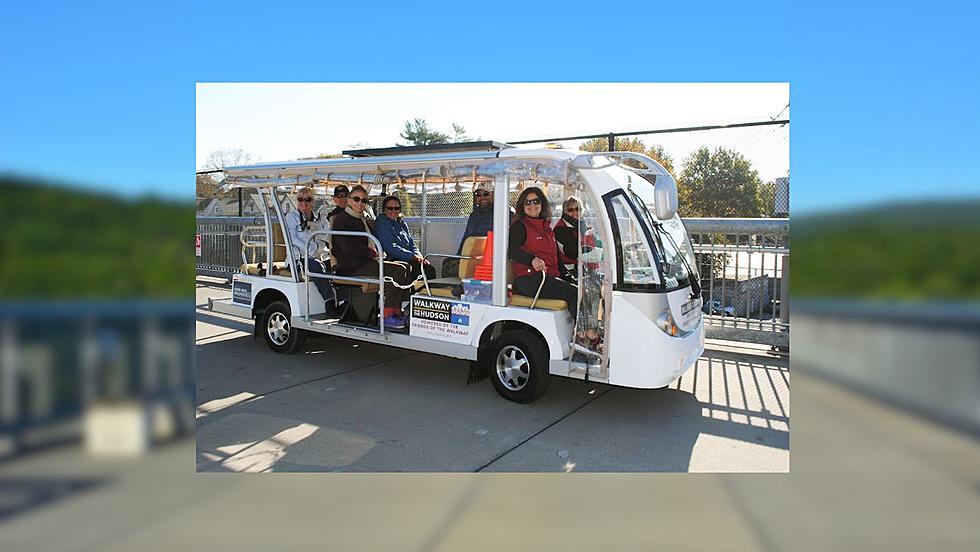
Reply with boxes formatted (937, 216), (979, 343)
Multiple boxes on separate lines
(285, 187), (332, 300)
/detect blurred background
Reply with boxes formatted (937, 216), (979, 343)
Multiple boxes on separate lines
(3, 1), (979, 550)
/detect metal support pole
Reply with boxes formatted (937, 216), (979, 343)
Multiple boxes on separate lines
(420, 170), (427, 256)
(607, 133), (615, 151)
(492, 172), (510, 307)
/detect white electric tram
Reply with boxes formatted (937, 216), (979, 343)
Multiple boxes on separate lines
(209, 141), (704, 402)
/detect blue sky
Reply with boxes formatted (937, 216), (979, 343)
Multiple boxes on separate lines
(1, 1), (977, 214)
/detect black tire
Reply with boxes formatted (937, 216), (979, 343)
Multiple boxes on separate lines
(489, 330), (550, 403)
(260, 300), (305, 354)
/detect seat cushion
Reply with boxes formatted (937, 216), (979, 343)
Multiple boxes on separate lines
(240, 263), (377, 292)
(425, 277), (461, 288)
(240, 262), (290, 276)
(331, 277), (379, 293)
(420, 287), (457, 299)
(509, 294), (567, 311)
(416, 276), (460, 298)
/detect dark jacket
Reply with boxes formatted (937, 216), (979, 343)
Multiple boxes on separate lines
(553, 214), (579, 266)
(457, 204), (494, 254)
(331, 209), (377, 275)
(327, 205), (345, 226)
(373, 214), (420, 263)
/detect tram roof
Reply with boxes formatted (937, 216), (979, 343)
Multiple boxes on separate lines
(223, 144), (578, 179)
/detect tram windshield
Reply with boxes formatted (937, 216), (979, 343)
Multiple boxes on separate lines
(625, 176), (699, 292)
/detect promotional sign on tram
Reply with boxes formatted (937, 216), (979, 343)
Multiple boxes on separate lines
(410, 296), (477, 344)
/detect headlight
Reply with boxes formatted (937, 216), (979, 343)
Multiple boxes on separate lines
(656, 309), (680, 337)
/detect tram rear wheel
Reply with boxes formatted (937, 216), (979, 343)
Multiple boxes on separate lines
(489, 330), (550, 403)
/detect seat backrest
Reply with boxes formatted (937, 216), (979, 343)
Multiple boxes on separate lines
(458, 236), (486, 279)
(272, 222), (287, 263)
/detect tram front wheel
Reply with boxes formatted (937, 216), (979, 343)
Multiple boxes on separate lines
(260, 300), (306, 354)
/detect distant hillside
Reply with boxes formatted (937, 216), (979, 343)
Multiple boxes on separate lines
(0, 176), (193, 299)
(793, 199), (980, 299)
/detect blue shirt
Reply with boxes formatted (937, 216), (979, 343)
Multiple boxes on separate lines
(373, 215), (420, 262)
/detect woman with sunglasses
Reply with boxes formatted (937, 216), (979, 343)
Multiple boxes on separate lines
(285, 187), (333, 300)
(373, 195), (436, 283)
(552, 196), (598, 282)
(331, 185), (414, 329)
(508, 187), (578, 318)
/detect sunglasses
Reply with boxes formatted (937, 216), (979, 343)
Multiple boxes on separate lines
(349, 196), (366, 203)
(334, 193), (348, 199)
(385, 206), (401, 211)
(524, 198), (542, 206)
(474, 191), (491, 197)
(565, 207), (580, 213)
(297, 197), (313, 203)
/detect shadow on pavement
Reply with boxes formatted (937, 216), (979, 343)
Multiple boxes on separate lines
(196, 329), (790, 471)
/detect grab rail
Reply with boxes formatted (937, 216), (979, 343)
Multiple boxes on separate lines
(302, 229), (386, 335)
(239, 225), (268, 266)
(570, 151), (671, 177)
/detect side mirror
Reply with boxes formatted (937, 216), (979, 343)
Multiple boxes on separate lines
(654, 176), (678, 220)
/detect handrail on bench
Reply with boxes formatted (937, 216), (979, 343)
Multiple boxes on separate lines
(303, 230), (387, 335)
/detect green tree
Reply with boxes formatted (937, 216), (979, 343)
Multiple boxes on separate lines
(677, 147), (764, 217)
(450, 123), (469, 143)
(645, 144), (675, 177)
(399, 118), (450, 146)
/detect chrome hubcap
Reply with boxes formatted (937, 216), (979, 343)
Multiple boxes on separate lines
(496, 345), (530, 391)
(267, 312), (290, 345)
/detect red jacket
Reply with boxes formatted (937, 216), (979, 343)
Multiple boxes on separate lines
(510, 217), (560, 279)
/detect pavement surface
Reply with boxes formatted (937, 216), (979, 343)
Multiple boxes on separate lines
(195, 284), (789, 472)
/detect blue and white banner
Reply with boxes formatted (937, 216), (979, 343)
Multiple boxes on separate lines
(410, 297), (474, 344)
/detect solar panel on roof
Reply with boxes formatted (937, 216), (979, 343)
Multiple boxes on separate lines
(342, 141), (514, 158)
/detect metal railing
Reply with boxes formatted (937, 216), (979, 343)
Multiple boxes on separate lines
(686, 218), (789, 347)
(196, 216), (264, 279)
(301, 230), (387, 335)
(195, 215), (791, 347)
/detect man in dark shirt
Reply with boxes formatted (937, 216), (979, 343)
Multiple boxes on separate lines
(326, 184), (349, 226)
(456, 183), (495, 253)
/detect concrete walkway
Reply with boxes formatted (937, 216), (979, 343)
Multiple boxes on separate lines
(195, 285), (789, 472)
